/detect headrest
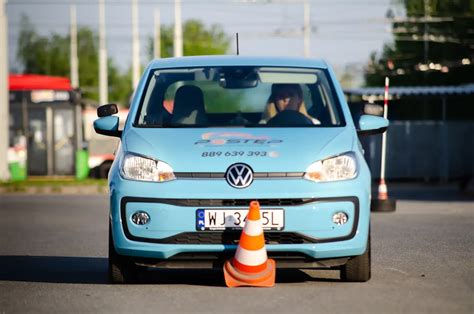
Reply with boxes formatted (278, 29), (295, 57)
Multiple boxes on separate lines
(171, 85), (207, 125)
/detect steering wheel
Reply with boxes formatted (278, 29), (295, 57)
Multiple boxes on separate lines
(266, 110), (313, 126)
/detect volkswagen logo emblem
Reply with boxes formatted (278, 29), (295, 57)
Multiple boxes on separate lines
(225, 163), (254, 189)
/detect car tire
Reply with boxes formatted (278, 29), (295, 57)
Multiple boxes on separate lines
(108, 225), (141, 284)
(341, 233), (371, 282)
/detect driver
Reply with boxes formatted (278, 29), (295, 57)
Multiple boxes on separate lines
(260, 84), (320, 124)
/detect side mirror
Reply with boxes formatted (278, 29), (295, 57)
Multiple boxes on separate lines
(97, 103), (118, 117)
(94, 116), (122, 137)
(357, 115), (389, 136)
(363, 103), (384, 116)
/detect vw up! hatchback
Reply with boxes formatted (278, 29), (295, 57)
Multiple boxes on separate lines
(94, 56), (388, 284)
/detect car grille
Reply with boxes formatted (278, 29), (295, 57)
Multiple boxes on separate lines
(153, 231), (318, 244)
(150, 198), (316, 207)
(167, 251), (310, 260)
(174, 172), (304, 179)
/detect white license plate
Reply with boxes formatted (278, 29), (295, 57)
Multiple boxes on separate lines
(196, 208), (284, 231)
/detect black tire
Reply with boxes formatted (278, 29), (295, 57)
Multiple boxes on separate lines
(371, 199), (396, 212)
(108, 225), (141, 284)
(341, 233), (371, 282)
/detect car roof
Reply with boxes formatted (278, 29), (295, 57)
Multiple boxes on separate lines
(148, 55), (329, 69)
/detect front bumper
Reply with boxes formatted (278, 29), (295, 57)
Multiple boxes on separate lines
(109, 171), (371, 263)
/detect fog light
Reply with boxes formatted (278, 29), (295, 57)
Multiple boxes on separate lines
(332, 212), (348, 225)
(132, 211), (150, 225)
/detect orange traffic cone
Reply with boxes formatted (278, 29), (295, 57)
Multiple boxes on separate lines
(371, 178), (396, 212)
(223, 201), (276, 287)
(377, 178), (388, 200)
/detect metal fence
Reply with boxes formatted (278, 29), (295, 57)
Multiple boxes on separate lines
(360, 121), (474, 180)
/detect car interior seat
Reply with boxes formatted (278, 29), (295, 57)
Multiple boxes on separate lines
(307, 84), (332, 125)
(170, 85), (208, 125)
(261, 84), (311, 123)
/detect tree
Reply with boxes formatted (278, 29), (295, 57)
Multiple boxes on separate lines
(364, 0), (474, 86)
(16, 16), (132, 105)
(17, 16), (59, 76)
(147, 19), (230, 59)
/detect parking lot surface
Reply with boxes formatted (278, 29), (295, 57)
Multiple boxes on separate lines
(0, 186), (473, 313)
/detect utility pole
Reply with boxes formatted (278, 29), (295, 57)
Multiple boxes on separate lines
(99, 0), (108, 104)
(70, 4), (82, 157)
(303, 0), (310, 57)
(70, 4), (79, 89)
(131, 0), (140, 88)
(0, 0), (9, 181)
(173, 0), (183, 57)
(154, 8), (161, 59)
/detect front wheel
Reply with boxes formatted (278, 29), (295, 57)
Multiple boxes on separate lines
(340, 233), (371, 282)
(108, 225), (141, 284)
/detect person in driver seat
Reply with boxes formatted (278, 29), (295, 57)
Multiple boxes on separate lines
(260, 83), (320, 124)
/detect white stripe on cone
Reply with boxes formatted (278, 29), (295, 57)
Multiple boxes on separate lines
(234, 246), (268, 266)
(378, 181), (388, 199)
(242, 219), (263, 236)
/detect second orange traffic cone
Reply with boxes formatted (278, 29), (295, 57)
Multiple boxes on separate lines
(377, 178), (388, 200)
(223, 201), (275, 287)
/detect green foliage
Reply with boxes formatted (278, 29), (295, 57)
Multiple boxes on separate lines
(17, 16), (54, 75)
(108, 62), (132, 106)
(16, 15), (132, 105)
(16, 16), (229, 106)
(364, 0), (474, 86)
(147, 19), (230, 59)
(145, 20), (235, 110)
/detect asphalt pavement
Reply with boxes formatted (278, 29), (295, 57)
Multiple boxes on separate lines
(0, 186), (473, 313)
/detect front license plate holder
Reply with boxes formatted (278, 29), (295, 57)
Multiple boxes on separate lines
(196, 208), (284, 231)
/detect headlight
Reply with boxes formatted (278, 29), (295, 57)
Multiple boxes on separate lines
(304, 153), (357, 182)
(121, 153), (176, 182)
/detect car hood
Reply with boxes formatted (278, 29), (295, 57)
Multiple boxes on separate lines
(123, 127), (355, 172)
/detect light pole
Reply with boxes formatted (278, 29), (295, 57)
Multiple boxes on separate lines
(174, 0), (183, 57)
(131, 0), (140, 88)
(0, 0), (9, 181)
(99, 0), (108, 104)
(70, 4), (79, 89)
(303, 0), (310, 57)
(154, 8), (161, 59)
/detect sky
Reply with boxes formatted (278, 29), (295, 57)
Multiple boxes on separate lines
(6, 0), (402, 84)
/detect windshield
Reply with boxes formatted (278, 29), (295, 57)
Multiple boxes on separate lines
(135, 66), (345, 128)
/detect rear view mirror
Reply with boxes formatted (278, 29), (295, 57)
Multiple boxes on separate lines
(363, 103), (384, 117)
(97, 103), (119, 117)
(219, 68), (258, 89)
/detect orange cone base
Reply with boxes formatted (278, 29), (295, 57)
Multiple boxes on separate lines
(223, 259), (276, 288)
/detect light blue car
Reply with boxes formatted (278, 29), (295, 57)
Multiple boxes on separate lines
(94, 56), (388, 284)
